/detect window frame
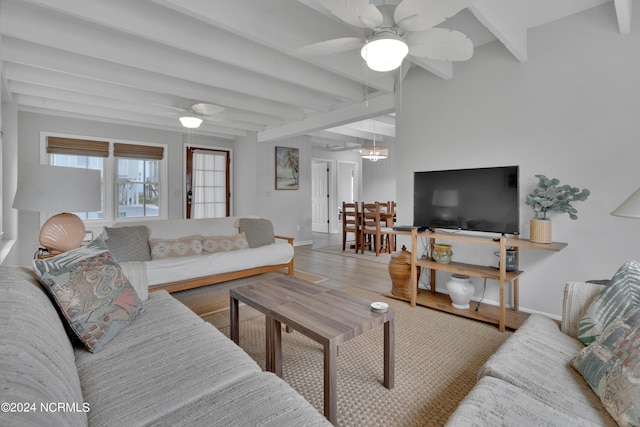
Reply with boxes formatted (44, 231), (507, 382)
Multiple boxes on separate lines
(41, 132), (168, 226)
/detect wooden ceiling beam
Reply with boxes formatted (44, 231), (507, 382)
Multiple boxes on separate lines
(470, 0), (528, 63)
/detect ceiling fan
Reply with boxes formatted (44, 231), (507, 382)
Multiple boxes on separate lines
(294, 0), (473, 72)
(159, 102), (226, 129)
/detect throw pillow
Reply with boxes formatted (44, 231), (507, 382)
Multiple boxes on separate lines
(202, 233), (249, 253)
(33, 238), (143, 353)
(572, 306), (640, 425)
(148, 235), (203, 259)
(238, 218), (275, 248)
(104, 225), (151, 262)
(578, 260), (640, 345)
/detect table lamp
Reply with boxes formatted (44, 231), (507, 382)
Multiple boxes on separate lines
(13, 164), (101, 256)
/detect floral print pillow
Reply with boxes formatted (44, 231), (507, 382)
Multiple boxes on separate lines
(34, 239), (143, 352)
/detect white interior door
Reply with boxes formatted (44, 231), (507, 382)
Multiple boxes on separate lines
(311, 161), (329, 233)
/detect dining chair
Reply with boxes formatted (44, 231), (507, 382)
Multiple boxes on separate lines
(342, 201), (361, 253)
(361, 202), (394, 255)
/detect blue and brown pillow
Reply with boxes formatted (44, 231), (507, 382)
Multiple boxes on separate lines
(572, 306), (640, 425)
(33, 238), (143, 352)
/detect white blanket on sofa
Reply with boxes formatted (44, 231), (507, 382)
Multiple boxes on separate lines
(144, 242), (293, 287)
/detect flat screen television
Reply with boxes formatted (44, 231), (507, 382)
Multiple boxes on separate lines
(413, 166), (520, 234)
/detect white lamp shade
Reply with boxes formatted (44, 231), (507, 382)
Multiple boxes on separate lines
(13, 164), (101, 213)
(611, 187), (640, 218)
(360, 146), (389, 161)
(361, 33), (409, 72)
(179, 115), (203, 128)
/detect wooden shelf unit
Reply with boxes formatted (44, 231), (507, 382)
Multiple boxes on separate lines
(391, 229), (567, 332)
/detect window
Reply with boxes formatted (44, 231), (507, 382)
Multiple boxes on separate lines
(45, 135), (166, 222)
(114, 143), (163, 219)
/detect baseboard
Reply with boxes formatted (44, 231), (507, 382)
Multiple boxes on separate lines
(293, 240), (313, 246)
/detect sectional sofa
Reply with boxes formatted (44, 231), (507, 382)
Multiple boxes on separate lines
(0, 264), (330, 426)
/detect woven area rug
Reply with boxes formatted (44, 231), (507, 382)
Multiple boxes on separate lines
(218, 287), (511, 427)
(313, 245), (391, 264)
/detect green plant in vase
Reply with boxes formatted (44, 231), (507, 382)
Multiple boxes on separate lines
(526, 175), (590, 243)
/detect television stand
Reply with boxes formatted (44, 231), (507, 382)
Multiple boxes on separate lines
(387, 229), (567, 332)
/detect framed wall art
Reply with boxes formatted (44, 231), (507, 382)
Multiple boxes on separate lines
(275, 146), (299, 190)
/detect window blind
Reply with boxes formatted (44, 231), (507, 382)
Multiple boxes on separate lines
(47, 137), (109, 158)
(114, 143), (164, 160)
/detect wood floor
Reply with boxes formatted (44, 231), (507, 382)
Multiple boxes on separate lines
(293, 232), (393, 294)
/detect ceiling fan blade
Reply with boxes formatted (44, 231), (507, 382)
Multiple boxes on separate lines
(191, 103), (225, 116)
(406, 28), (473, 61)
(291, 37), (365, 56)
(153, 103), (188, 113)
(318, 0), (383, 28)
(394, 0), (470, 32)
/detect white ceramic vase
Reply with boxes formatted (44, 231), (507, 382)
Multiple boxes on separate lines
(446, 274), (474, 309)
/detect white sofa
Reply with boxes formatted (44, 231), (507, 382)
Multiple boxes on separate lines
(446, 281), (618, 426)
(102, 216), (294, 293)
(0, 265), (330, 426)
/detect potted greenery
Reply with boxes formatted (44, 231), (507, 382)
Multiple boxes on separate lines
(526, 175), (590, 243)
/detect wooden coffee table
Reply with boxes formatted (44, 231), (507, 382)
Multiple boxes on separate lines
(229, 276), (394, 424)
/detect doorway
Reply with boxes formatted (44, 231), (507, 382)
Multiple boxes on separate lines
(337, 161), (357, 207)
(311, 160), (330, 233)
(185, 146), (230, 219)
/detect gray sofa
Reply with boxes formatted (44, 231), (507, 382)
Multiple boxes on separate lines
(0, 266), (330, 426)
(446, 281), (617, 426)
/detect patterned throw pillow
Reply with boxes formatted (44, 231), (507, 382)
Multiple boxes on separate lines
(578, 260), (640, 345)
(33, 238), (143, 353)
(202, 233), (249, 253)
(104, 225), (151, 262)
(572, 306), (640, 425)
(238, 218), (275, 248)
(148, 235), (203, 259)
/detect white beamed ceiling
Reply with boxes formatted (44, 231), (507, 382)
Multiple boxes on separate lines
(0, 0), (630, 144)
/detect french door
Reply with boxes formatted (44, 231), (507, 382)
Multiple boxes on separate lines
(185, 147), (230, 219)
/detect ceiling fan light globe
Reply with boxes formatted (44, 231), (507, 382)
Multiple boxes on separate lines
(361, 35), (408, 72)
(179, 115), (203, 128)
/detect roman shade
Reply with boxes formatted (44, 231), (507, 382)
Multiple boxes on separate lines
(114, 143), (164, 160)
(47, 137), (109, 158)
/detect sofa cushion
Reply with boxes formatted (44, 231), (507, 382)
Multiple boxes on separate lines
(148, 234), (203, 259)
(74, 290), (264, 426)
(202, 232), (249, 253)
(0, 266), (88, 427)
(33, 238), (143, 353)
(145, 242), (294, 287)
(445, 376), (597, 427)
(238, 218), (275, 248)
(479, 314), (616, 425)
(153, 372), (330, 426)
(578, 260), (640, 345)
(103, 225), (151, 262)
(572, 306), (640, 425)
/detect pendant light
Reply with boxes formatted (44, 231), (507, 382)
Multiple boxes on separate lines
(360, 121), (388, 161)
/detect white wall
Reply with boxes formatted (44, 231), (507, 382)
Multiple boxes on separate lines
(5, 112), (233, 265)
(396, 3), (640, 317)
